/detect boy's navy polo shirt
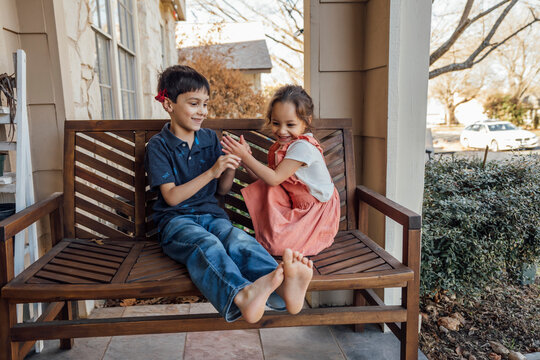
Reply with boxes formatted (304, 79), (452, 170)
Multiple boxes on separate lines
(145, 123), (228, 230)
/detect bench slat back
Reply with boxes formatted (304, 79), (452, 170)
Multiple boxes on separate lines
(64, 119), (356, 242)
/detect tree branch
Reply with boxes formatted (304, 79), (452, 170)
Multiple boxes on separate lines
(265, 33), (303, 54)
(429, 1), (540, 79)
(430, 0), (510, 66)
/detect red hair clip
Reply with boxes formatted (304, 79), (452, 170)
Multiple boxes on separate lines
(155, 89), (168, 103)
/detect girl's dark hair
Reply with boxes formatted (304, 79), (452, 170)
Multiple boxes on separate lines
(157, 65), (210, 103)
(266, 85), (314, 130)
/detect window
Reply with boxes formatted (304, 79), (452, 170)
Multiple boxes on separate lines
(90, 0), (138, 119)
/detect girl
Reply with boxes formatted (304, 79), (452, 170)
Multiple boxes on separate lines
(221, 85), (340, 256)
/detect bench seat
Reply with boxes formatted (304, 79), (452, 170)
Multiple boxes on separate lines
(2, 230), (413, 302)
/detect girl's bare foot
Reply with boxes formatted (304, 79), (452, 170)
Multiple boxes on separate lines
(281, 248), (313, 314)
(234, 265), (284, 323)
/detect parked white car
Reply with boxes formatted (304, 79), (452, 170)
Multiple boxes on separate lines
(460, 120), (538, 151)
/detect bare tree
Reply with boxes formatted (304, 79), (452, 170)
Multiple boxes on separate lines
(493, 26), (540, 101)
(429, 68), (486, 125)
(430, 0), (539, 79)
(188, 0), (304, 84)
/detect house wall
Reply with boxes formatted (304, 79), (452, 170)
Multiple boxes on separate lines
(305, 0), (430, 307)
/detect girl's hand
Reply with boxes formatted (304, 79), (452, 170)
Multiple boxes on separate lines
(239, 135), (252, 155)
(210, 154), (241, 178)
(221, 135), (251, 160)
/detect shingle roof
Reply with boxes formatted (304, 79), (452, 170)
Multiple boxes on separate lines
(179, 40), (272, 72)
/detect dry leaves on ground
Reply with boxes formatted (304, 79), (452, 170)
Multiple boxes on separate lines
(420, 277), (539, 360)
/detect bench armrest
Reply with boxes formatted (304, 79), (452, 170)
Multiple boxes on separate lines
(0, 192), (64, 241)
(356, 185), (421, 230)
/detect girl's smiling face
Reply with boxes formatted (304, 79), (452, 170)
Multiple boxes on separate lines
(270, 101), (307, 145)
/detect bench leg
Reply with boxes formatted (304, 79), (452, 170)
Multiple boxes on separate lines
(353, 290), (366, 332)
(400, 281), (419, 360)
(0, 299), (19, 360)
(59, 301), (74, 350)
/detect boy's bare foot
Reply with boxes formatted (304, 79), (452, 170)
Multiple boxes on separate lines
(234, 265), (284, 323)
(281, 248), (313, 314)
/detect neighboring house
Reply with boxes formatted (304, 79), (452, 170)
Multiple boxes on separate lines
(0, 0), (185, 250)
(179, 40), (272, 91)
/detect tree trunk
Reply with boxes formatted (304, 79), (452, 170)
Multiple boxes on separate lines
(444, 104), (459, 126)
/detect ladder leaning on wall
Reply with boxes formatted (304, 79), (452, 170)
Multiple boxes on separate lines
(0, 49), (42, 352)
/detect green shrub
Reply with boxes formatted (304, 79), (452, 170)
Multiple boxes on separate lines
(421, 155), (540, 296)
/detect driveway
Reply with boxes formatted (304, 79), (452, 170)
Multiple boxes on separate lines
(429, 125), (540, 161)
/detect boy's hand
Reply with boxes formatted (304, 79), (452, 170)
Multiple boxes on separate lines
(211, 154), (241, 178)
(221, 135), (251, 160)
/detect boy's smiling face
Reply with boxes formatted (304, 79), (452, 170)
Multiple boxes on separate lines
(164, 89), (209, 139)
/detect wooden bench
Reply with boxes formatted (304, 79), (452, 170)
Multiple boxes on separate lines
(0, 119), (421, 360)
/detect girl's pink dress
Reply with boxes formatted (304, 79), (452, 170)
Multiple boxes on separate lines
(241, 135), (340, 256)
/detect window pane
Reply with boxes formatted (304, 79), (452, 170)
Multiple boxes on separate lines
(94, 32), (114, 119)
(100, 85), (114, 119)
(118, 48), (137, 119)
(90, 0), (110, 34)
(95, 34), (112, 85)
(116, 0), (134, 51)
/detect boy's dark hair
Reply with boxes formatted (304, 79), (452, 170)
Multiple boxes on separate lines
(265, 85), (314, 130)
(157, 65), (210, 103)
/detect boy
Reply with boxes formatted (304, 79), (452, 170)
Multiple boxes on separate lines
(145, 65), (313, 323)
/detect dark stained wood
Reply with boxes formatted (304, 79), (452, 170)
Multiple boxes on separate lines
(64, 129), (76, 238)
(318, 252), (379, 274)
(134, 131), (147, 238)
(320, 132), (343, 152)
(0, 193), (63, 240)
(357, 185), (421, 230)
(75, 212), (131, 239)
(75, 151), (134, 186)
(59, 301), (74, 349)
(34, 270), (97, 284)
(75, 197), (134, 233)
(224, 194), (249, 214)
(76, 135), (134, 170)
(18, 302), (65, 356)
(226, 130), (273, 151)
(42, 263), (112, 283)
(67, 242), (129, 258)
(110, 131), (135, 143)
(75, 166), (134, 202)
(49, 258), (116, 276)
(225, 209), (253, 231)
(111, 242), (145, 283)
(324, 149), (344, 167)
(61, 247), (123, 265)
(55, 252), (121, 270)
(49, 206), (63, 246)
(75, 181), (134, 218)
(75, 226), (100, 240)
(84, 132), (134, 156)
(343, 128), (356, 230)
(10, 306), (407, 341)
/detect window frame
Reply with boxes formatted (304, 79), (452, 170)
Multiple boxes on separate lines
(91, 0), (141, 120)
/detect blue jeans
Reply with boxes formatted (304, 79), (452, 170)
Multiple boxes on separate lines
(160, 214), (285, 322)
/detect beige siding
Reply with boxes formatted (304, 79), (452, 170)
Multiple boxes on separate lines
(306, 0), (389, 250)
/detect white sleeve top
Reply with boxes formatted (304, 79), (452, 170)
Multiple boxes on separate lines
(283, 137), (335, 202)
